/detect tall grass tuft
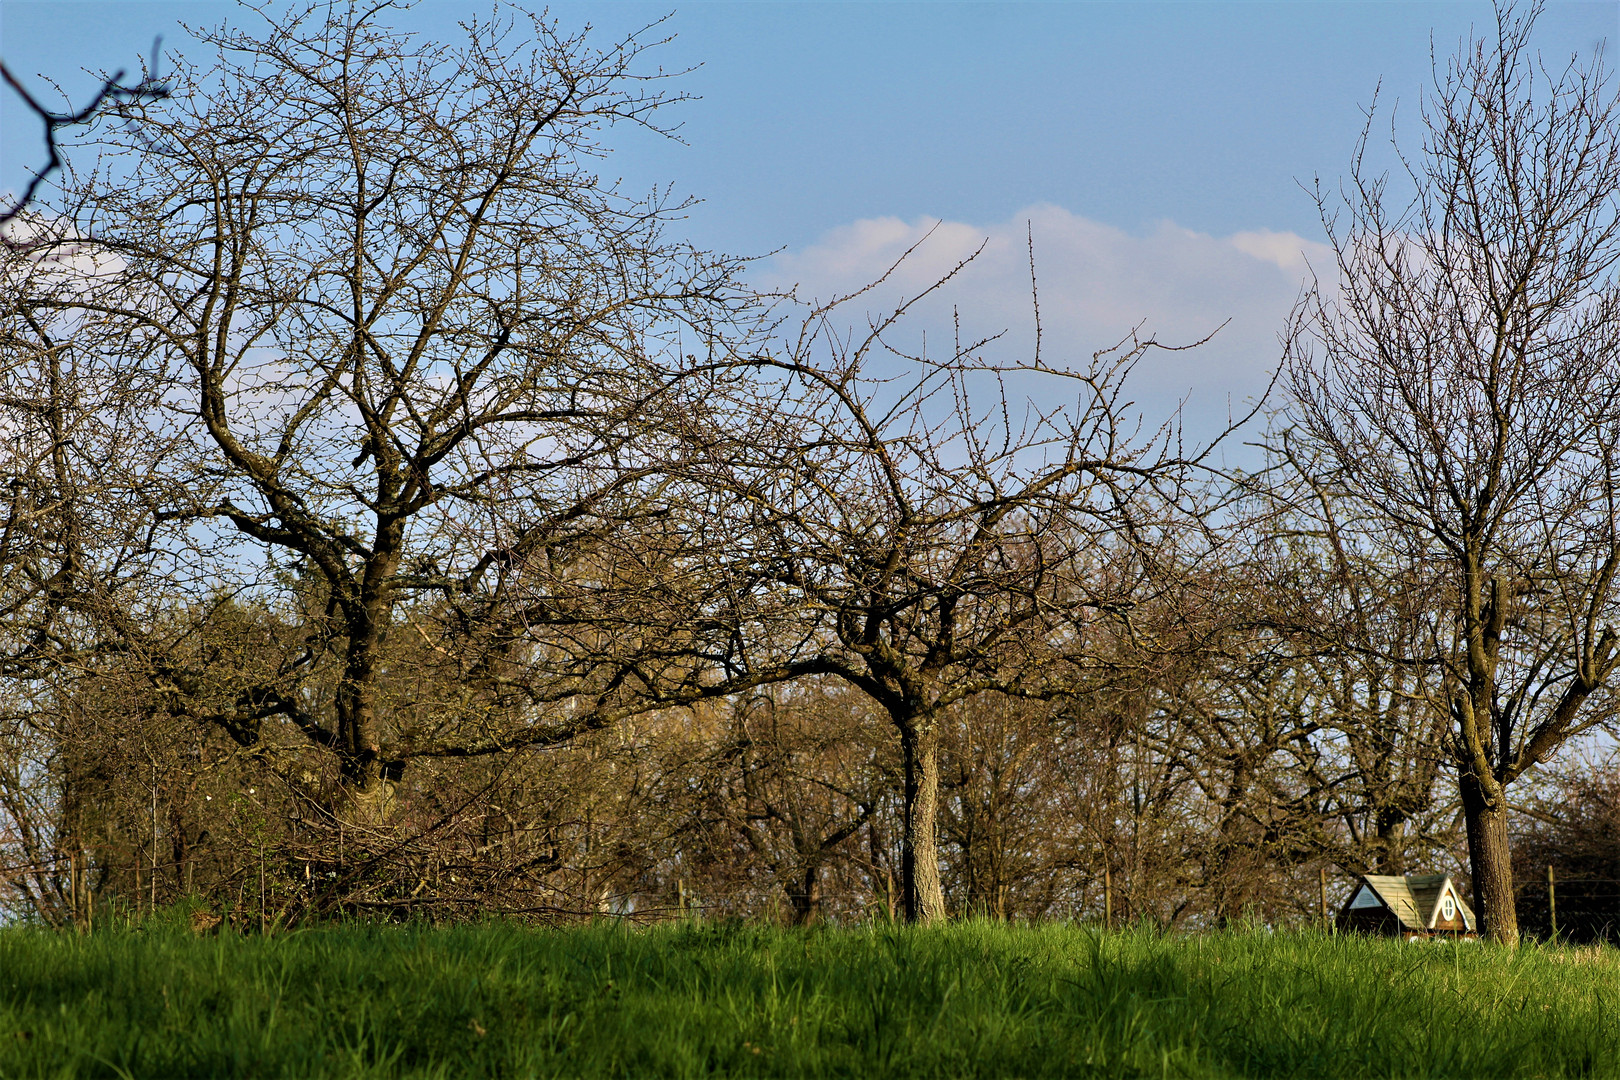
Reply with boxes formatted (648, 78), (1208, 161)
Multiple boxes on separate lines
(1, 919), (1615, 1078)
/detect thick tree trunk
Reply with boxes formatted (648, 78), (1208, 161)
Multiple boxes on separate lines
(334, 634), (398, 827)
(335, 659), (384, 792)
(1460, 768), (1518, 945)
(899, 721), (946, 923)
(335, 547), (399, 801)
(1373, 811), (1407, 874)
(785, 865), (820, 926)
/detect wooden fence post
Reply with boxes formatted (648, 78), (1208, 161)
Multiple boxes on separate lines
(1320, 866), (1329, 931)
(1548, 864), (1558, 942)
(150, 779), (158, 912)
(1104, 867), (1113, 930)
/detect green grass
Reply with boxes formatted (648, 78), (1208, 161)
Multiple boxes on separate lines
(0, 919), (1616, 1079)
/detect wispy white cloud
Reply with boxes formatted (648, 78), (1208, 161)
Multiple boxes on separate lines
(1229, 227), (1332, 277)
(757, 204), (1330, 442)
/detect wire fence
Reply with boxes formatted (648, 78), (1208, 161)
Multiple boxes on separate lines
(1514, 868), (1620, 944)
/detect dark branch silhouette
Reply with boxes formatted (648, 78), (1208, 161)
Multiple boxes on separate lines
(0, 39), (168, 234)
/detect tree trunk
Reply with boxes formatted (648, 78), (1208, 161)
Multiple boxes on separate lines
(785, 865), (820, 926)
(334, 634), (399, 826)
(899, 721), (946, 923)
(333, 535), (401, 799)
(1460, 768), (1518, 944)
(1373, 810), (1407, 874)
(335, 661), (383, 792)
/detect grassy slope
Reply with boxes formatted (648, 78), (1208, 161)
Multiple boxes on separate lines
(0, 920), (1616, 1079)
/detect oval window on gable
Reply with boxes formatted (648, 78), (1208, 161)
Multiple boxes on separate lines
(1441, 894), (1457, 921)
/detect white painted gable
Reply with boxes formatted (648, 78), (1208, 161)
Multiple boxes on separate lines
(1426, 879), (1470, 929)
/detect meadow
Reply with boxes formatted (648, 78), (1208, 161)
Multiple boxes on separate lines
(0, 918), (1616, 1079)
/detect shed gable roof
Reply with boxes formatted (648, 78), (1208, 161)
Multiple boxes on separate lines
(1359, 875), (1423, 928)
(1353, 873), (1476, 931)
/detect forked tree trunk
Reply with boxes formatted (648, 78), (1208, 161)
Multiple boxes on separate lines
(898, 721), (946, 923)
(1460, 768), (1518, 945)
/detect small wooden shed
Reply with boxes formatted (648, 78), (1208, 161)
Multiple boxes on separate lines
(1337, 873), (1477, 939)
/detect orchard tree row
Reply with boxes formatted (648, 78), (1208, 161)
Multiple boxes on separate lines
(3, 1), (1618, 945)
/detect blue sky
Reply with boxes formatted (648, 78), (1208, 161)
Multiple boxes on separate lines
(4, 1), (1616, 434)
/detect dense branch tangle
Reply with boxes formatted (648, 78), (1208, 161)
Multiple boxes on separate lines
(15, 2), (756, 807)
(7, 2), (1240, 925)
(530, 241), (1237, 921)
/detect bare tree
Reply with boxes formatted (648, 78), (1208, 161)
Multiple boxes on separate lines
(0, 215), (180, 924)
(636, 246), (1229, 922)
(665, 685), (886, 924)
(1286, 0), (1620, 942)
(1152, 521), (1463, 922)
(1260, 445), (1460, 876)
(1512, 751), (1620, 943)
(16, 2), (755, 816)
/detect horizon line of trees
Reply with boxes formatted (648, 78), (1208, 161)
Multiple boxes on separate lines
(3, 0), (1619, 945)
